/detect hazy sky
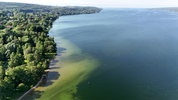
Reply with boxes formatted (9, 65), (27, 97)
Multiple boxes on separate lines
(0, 0), (178, 8)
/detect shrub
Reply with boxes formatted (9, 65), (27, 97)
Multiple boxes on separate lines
(16, 83), (29, 92)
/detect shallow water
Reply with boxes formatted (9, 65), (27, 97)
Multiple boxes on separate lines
(22, 28), (100, 100)
(24, 8), (178, 100)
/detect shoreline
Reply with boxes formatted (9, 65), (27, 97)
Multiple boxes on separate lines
(37, 35), (100, 100)
(0, 3), (102, 99)
(19, 13), (101, 100)
(20, 34), (100, 100)
(17, 55), (57, 100)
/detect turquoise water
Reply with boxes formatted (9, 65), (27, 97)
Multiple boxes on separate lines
(49, 8), (178, 100)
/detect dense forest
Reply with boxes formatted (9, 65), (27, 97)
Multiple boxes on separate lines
(0, 2), (101, 100)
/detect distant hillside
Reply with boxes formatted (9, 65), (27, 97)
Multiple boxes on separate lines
(0, 2), (102, 14)
(0, 2), (51, 10)
(151, 7), (178, 12)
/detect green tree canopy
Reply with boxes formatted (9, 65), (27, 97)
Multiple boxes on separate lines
(5, 43), (16, 58)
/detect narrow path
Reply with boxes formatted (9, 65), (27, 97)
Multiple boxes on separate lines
(17, 75), (46, 100)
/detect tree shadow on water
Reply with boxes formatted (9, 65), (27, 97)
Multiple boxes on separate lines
(49, 67), (60, 69)
(56, 47), (66, 56)
(49, 59), (59, 66)
(41, 71), (60, 87)
(21, 46), (65, 100)
(49, 47), (66, 67)
(21, 90), (44, 100)
(21, 72), (60, 100)
(43, 47), (65, 86)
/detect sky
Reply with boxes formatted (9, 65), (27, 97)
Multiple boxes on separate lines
(0, 0), (178, 8)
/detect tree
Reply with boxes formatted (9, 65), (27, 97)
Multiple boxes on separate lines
(34, 50), (42, 62)
(36, 63), (45, 77)
(0, 34), (6, 45)
(35, 41), (42, 49)
(27, 54), (35, 63)
(12, 21), (18, 27)
(17, 45), (23, 54)
(16, 53), (24, 65)
(21, 68), (33, 85)
(39, 44), (45, 57)
(23, 43), (32, 50)
(5, 43), (16, 58)
(0, 61), (3, 66)
(0, 25), (4, 29)
(5, 22), (12, 26)
(24, 47), (32, 59)
(5, 28), (12, 35)
(0, 80), (14, 99)
(0, 46), (7, 61)
(0, 52), (2, 61)
(16, 83), (28, 92)
(46, 45), (56, 53)
(8, 52), (19, 68)
(29, 25), (36, 32)
(43, 59), (50, 69)
(0, 66), (5, 79)
(36, 25), (43, 32)
(8, 66), (24, 84)
(44, 40), (56, 53)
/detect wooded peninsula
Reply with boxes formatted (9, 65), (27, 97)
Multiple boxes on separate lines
(151, 7), (178, 12)
(0, 2), (101, 100)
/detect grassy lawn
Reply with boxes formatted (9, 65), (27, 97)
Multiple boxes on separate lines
(45, 52), (57, 59)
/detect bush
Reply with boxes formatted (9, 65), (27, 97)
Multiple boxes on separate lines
(16, 83), (29, 92)
(43, 59), (50, 69)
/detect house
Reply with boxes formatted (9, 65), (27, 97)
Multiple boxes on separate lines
(8, 20), (13, 23)
(29, 17), (34, 20)
(7, 13), (11, 16)
(6, 25), (12, 28)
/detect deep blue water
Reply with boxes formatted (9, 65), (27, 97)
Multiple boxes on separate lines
(50, 8), (178, 100)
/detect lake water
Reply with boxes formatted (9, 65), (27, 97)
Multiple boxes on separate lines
(24, 8), (178, 100)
